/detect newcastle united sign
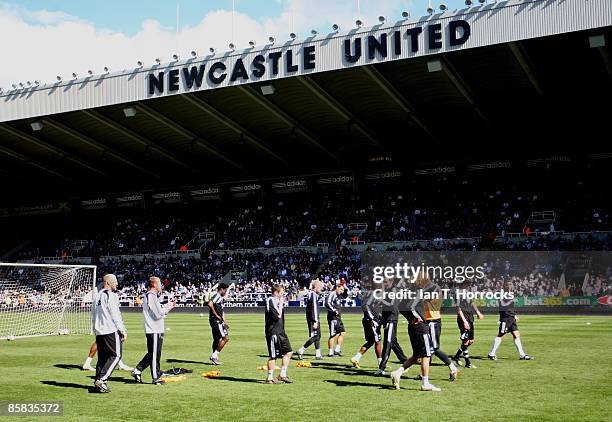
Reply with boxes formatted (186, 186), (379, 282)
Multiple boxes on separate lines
(148, 20), (470, 95)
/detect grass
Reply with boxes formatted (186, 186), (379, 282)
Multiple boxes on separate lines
(0, 313), (611, 421)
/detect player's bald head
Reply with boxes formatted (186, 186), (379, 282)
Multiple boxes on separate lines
(103, 274), (118, 290)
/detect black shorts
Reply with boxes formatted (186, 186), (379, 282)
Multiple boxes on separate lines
(498, 317), (518, 336)
(408, 322), (434, 358)
(266, 332), (292, 359)
(457, 315), (475, 341)
(427, 319), (442, 350)
(210, 320), (229, 340)
(362, 318), (382, 343)
(328, 317), (345, 337)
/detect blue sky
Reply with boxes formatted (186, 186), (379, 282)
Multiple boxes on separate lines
(8, 0), (470, 35)
(14, 1), (284, 36)
(0, 0), (471, 88)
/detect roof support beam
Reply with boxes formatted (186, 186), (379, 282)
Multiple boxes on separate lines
(135, 103), (244, 172)
(295, 75), (382, 148)
(0, 124), (111, 179)
(508, 42), (547, 101)
(441, 56), (490, 126)
(41, 117), (159, 179)
(0, 144), (72, 181)
(361, 66), (436, 140)
(236, 85), (339, 162)
(80, 109), (200, 174)
(179, 94), (289, 166)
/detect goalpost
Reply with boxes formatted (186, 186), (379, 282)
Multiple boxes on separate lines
(0, 263), (97, 340)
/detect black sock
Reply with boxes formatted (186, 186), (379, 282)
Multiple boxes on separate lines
(435, 349), (452, 366)
(453, 348), (463, 360)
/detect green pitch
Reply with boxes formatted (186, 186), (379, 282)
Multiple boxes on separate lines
(1, 313), (611, 421)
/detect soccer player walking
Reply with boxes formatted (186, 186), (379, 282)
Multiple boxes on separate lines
(375, 283), (408, 375)
(92, 274), (127, 393)
(132, 276), (176, 385)
(390, 278), (441, 392)
(488, 282), (532, 361)
(325, 283), (347, 357)
(208, 283), (229, 365)
(452, 288), (484, 369)
(424, 281), (459, 380)
(264, 284), (293, 384)
(296, 279), (323, 360)
(351, 294), (382, 368)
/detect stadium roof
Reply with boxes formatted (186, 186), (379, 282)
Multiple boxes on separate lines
(0, 0), (611, 201)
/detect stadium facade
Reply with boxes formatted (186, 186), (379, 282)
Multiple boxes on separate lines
(2, 0), (611, 120)
(0, 0), (610, 208)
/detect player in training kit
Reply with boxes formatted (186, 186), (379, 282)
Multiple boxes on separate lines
(325, 283), (347, 357)
(351, 297), (382, 368)
(424, 281), (459, 381)
(375, 284), (408, 375)
(83, 280), (133, 372)
(296, 279), (323, 360)
(390, 277), (441, 392)
(264, 284), (293, 384)
(208, 283), (229, 365)
(132, 277), (176, 385)
(452, 288), (484, 369)
(92, 274), (127, 393)
(488, 282), (532, 361)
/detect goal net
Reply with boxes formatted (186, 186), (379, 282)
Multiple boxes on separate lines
(0, 263), (96, 339)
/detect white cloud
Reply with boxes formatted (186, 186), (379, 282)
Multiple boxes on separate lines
(0, 0), (412, 89)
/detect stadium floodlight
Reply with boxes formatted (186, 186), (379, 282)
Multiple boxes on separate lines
(137, 61), (143, 68)
(332, 23), (340, 32)
(589, 34), (606, 49)
(378, 16), (386, 24)
(310, 29), (318, 36)
(209, 47), (216, 54)
(190, 50), (197, 58)
(268, 36), (275, 45)
(439, 4), (447, 11)
(427, 58), (443, 72)
(229, 43), (236, 50)
(260, 84), (275, 96)
(289, 32), (297, 40)
(401, 11), (410, 18)
(30, 120), (43, 131)
(123, 106), (137, 118)
(427, 7), (435, 14)
(249, 40), (256, 47)
(355, 19), (363, 28)
(155, 58), (161, 65)
(172, 54), (179, 61)
(72, 73), (78, 79)
(465, 0), (473, 5)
